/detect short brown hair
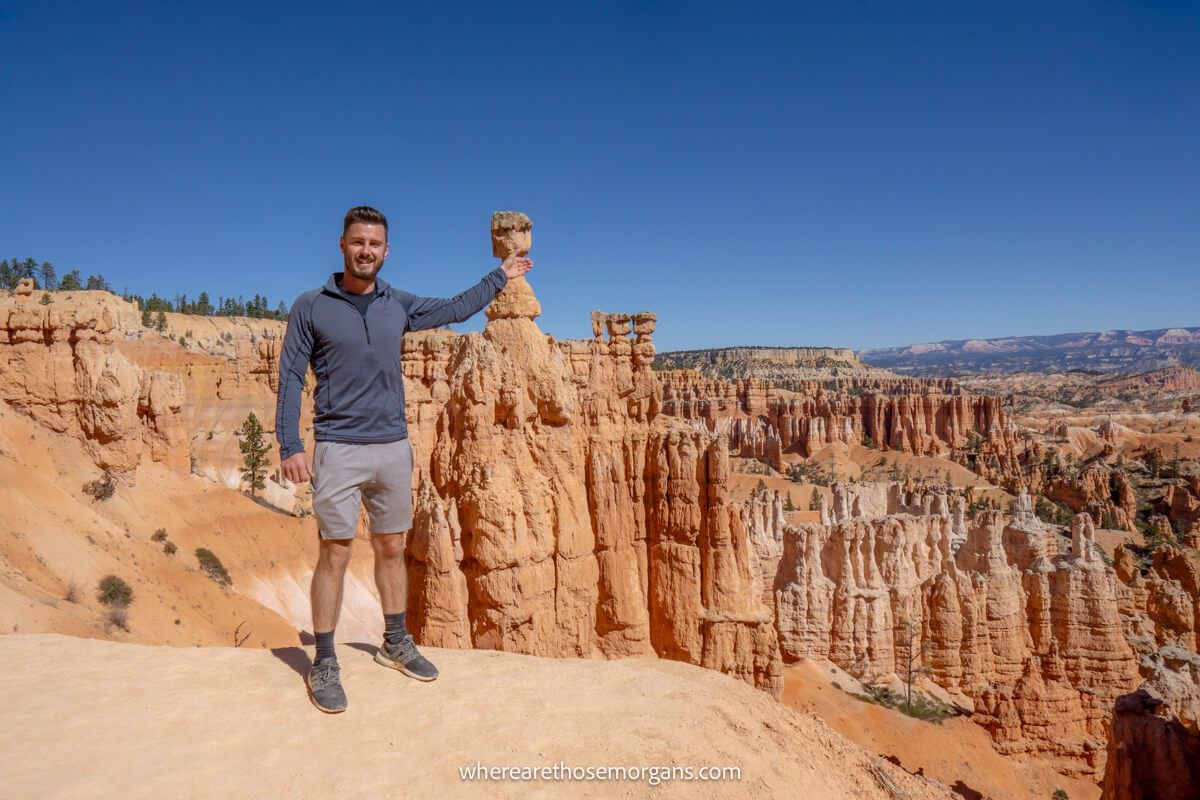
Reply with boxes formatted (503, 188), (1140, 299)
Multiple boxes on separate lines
(343, 206), (388, 235)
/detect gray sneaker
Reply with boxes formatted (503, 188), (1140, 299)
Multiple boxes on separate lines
(307, 660), (347, 713)
(375, 634), (439, 681)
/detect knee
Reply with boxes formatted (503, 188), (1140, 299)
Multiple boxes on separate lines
(372, 534), (405, 561)
(318, 540), (353, 572)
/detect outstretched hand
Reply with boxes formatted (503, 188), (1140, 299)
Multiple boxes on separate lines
(500, 254), (533, 280)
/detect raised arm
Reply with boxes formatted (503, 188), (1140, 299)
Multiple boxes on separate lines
(396, 268), (489, 331)
(398, 267), (508, 332)
(398, 255), (533, 332)
(275, 293), (317, 462)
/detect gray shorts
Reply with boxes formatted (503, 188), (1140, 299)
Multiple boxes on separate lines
(311, 439), (414, 540)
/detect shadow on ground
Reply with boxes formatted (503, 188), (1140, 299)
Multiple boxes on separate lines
(271, 639), (380, 680)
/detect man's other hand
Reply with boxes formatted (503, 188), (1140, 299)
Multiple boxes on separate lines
(281, 451), (312, 484)
(500, 254), (533, 280)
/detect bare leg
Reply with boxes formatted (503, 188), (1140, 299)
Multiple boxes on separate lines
(311, 539), (353, 633)
(371, 531), (437, 679)
(371, 533), (407, 615)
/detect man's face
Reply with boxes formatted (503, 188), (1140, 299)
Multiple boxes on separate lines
(340, 222), (389, 282)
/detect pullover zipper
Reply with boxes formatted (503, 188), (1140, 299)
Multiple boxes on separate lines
(323, 287), (376, 347)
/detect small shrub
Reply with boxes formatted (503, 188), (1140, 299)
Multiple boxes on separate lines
(1052, 790), (1069, 800)
(1035, 495), (1057, 524)
(96, 575), (133, 607)
(790, 461), (835, 487)
(151, 528), (168, 543)
(195, 548), (232, 587)
(105, 605), (129, 631)
(64, 580), (80, 604)
(82, 471), (115, 502)
(849, 683), (959, 724)
(163, 541), (177, 556)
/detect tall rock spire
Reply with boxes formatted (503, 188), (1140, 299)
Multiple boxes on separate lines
(485, 211), (541, 321)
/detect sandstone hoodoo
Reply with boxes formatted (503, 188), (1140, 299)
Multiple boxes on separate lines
(771, 489), (1138, 775)
(1100, 688), (1200, 800)
(401, 212), (781, 695)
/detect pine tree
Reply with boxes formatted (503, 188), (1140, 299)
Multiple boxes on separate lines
(141, 305), (153, 328)
(154, 310), (168, 333)
(85, 274), (109, 291)
(238, 412), (270, 497)
(809, 488), (821, 511)
(895, 617), (932, 711)
(8, 256), (41, 289)
(58, 270), (83, 290)
(785, 492), (795, 512)
(196, 291), (213, 316)
(40, 261), (56, 290)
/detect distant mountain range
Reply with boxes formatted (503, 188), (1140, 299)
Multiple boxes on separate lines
(859, 326), (1200, 376)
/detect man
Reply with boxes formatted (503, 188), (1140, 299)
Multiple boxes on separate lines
(275, 205), (532, 713)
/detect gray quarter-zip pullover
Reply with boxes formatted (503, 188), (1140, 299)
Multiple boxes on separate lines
(275, 267), (508, 460)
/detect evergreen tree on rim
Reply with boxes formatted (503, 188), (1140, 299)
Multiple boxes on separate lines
(238, 412), (271, 497)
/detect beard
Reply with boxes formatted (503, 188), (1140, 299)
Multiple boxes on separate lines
(344, 254), (381, 281)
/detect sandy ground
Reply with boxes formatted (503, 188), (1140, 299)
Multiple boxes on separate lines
(0, 402), (392, 648)
(0, 634), (957, 800)
(783, 661), (1101, 800)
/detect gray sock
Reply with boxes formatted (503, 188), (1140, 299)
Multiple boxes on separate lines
(384, 612), (407, 646)
(315, 630), (336, 665)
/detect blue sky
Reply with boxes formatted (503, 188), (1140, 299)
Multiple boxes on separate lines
(2, 2), (1196, 350)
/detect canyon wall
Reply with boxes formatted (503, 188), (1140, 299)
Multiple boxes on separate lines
(772, 505), (1140, 774)
(659, 370), (1012, 469)
(0, 290), (186, 474)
